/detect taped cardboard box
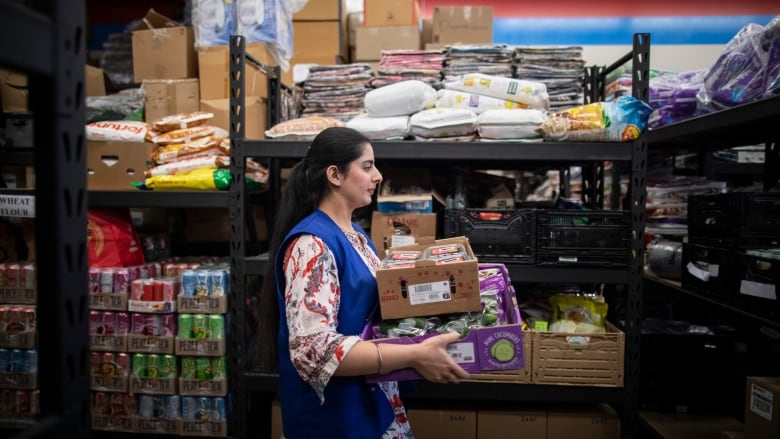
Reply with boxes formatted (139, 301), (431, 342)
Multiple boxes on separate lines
(353, 25), (420, 62)
(370, 211), (436, 259)
(197, 43), (273, 100)
(0, 69), (28, 112)
(87, 141), (154, 190)
(432, 6), (493, 45)
(406, 409), (476, 439)
(745, 376), (780, 439)
(375, 236), (480, 319)
(363, 0), (420, 27)
(293, 21), (343, 60)
(200, 96), (267, 139)
(143, 78), (199, 124)
(293, 0), (344, 20)
(132, 9), (197, 82)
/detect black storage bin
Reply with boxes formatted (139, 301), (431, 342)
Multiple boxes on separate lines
(443, 209), (535, 263)
(688, 192), (780, 248)
(535, 210), (631, 267)
(681, 243), (740, 299)
(734, 251), (779, 312)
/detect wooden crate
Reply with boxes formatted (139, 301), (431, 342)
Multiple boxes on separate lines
(464, 330), (532, 384)
(531, 321), (624, 387)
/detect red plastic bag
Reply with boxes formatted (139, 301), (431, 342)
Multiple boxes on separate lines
(87, 208), (145, 267)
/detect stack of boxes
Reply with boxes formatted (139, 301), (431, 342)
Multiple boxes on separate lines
(352, 0), (422, 66)
(291, 0), (347, 69)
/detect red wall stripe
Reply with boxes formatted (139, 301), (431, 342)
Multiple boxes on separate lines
(419, 0), (780, 18)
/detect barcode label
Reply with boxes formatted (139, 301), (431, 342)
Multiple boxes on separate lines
(446, 343), (475, 364)
(409, 281), (451, 305)
(751, 383), (774, 421)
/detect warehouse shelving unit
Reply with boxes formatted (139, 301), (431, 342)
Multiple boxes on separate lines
(231, 34), (652, 438)
(0, 0), (90, 438)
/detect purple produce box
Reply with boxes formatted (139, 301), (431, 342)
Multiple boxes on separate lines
(363, 264), (525, 383)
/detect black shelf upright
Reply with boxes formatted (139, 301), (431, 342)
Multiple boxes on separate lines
(0, 0), (90, 438)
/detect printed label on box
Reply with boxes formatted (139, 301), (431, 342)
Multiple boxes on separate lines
(90, 375), (129, 392)
(447, 342), (475, 364)
(409, 281), (451, 305)
(0, 288), (36, 304)
(136, 418), (179, 434)
(751, 383), (774, 421)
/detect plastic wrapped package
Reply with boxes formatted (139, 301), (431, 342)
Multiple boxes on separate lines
(191, 0), (237, 47)
(409, 108), (477, 139)
(647, 70), (705, 128)
(477, 109), (546, 140)
(264, 116), (345, 140)
(538, 96), (652, 142)
(762, 15), (780, 96)
(364, 80), (437, 118)
(86, 88), (145, 123)
(436, 89), (530, 114)
(443, 73), (550, 109)
(696, 20), (777, 113)
(646, 240), (683, 280)
(549, 295), (608, 334)
(346, 114), (410, 140)
(136, 167), (267, 191)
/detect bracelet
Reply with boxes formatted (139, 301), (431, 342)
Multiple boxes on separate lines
(375, 343), (386, 375)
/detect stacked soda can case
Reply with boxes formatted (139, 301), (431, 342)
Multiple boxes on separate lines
(89, 257), (230, 436)
(0, 263), (39, 424)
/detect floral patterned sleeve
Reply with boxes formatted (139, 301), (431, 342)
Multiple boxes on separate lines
(283, 234), (361, 402)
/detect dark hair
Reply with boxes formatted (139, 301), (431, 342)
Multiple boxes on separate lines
(253, 126), (371, 371)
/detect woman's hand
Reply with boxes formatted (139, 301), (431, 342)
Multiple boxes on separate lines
(411, 332), (470, 384)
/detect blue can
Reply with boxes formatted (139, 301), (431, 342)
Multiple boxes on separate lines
(208, 269), (229, 297)
(25, 349), (38, 373)
(213, 397), (226, 421)
(180, 270), (196, 297)
(138, 394), (154, 418)
(181, 396), (197, 420)
(164, 395), (181, 420)
(194, 397), (211, 421)
(0, 348), (9, 372)
(153, 396), (166, 419)
(9, 349), (27, 373)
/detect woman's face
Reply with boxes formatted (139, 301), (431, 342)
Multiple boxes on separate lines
(341, 143), (383, 209)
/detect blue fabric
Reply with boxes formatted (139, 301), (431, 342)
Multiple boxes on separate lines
(275, 210), (394, 439)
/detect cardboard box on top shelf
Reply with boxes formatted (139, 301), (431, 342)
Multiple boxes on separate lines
(477, 410), (547, 439)
(199, 96), (267, 139)
(547, 404), (620, 439)
(293, 21), (342, 61)
(353, 26), (420, 62)
(143, 78), (199, 124)
(131, 9), (197, 82)
(87, 141), (154, 190)
(432, 6), (493, 45)
(363, 0), (420, 27)
(197, 43), (273, 100)
(85, 65), (106, 97)
(745, 376), (780, 439)
(293, 0), (344, 21)
(370, 211), (436, 260)
(0, 68), (28, 112)
(406, 409), (476, 439)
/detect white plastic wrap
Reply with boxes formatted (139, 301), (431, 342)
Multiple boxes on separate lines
(346, 114), (410, 140)
(436, 89), (530, 114)
(364, 80), (437, 117)
(477, 109), (546, 140)
(443, 73), (550, 109)
(409, 108), (477, 138)
(192, 0), (236, 47)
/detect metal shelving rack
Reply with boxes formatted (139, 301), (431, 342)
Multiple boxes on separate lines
(231, 34), (652, 439)
(0, 1), (90, 438)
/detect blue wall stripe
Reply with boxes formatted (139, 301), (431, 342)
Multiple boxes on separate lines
(493, 15), (778, 45)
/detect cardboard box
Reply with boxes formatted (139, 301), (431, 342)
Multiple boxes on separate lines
(183, 206), (268, 242)
(293, 0), (343, 20)
(143, 78), (199, 124)
(199, 96), (267, 139)
(406, 409), (476, 439)
(745, 376), (780, 439)
(131, 9), (197, 82)
(370, 211), (436, 259)
(86, 65), (106, 97)
(432, 6), (493, 45)
(87, 141), (154, 190)
(477, 410), (547, 439)
(547, 405), (620, 439)
(197, 43), (273, 100)
(364, 277), (525, 381)
(422, 18), (433, 45)
(375, 236), (480, 319)
(363, 0), (420, 27)
(353, 25), (420, 62)
(271, 399), (283, 439)
(0, 69), (28, 112)
(347, 12), (363, 47)
(293, 21), (342, 60)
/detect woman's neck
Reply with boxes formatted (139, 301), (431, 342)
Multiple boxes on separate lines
(318, 204), (354, 233)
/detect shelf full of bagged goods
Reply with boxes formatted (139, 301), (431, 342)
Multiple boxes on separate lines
(230, 33), (652, 439)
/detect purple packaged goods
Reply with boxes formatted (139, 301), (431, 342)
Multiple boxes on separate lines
(127, 265), (141, 283)
(130, 313), (145, 335)
(161, 314), (176, 337)
(113, 268), (130, 294)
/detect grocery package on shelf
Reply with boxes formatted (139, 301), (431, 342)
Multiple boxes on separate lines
(514, 46), (586, 112)
(371, 50), (445, 89)
(538, 96), (652, 142)
(365, 263), (525, 382)
(264, 115), (345, 140)
(300, 64), (373, 121)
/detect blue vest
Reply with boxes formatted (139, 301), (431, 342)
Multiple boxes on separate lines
(275, 210), (394, 439)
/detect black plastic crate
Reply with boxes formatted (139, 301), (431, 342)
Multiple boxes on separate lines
(688, 192), (780, 248)
(536, 210), (631, 267)
(734, 251), (779, 312)
(443, 209), (535, 263)
(681, 243), (740, 299)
